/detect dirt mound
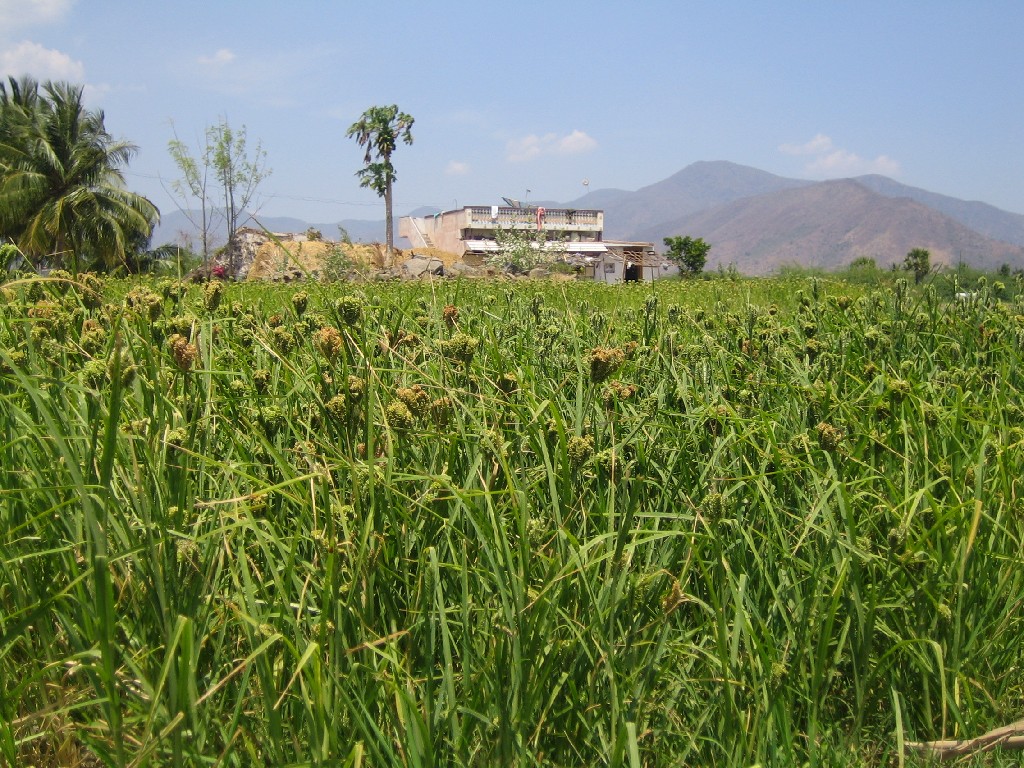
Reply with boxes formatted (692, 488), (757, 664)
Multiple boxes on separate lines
(245, 234), (461, 280)
(246, 240), (388, 280)
(247, 239), (336, 280)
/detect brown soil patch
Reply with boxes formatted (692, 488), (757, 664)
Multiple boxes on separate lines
(247, 240), (335, 280)
(246, 239), (461, 279)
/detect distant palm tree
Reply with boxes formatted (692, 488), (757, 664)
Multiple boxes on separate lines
(346, 105), (413, 268)
(0, 77), (158, 274)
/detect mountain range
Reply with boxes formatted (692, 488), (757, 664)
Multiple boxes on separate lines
(152, 161), (1024, 274)
(151, 212), (385, 254)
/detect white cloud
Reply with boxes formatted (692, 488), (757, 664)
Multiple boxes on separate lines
(445, 160), (470, 176)
(506, 135), (544, 162)
(779, 133), (834, 156)
(806, 149), (900, 177)
(0, 0), (74, 31)
(779, 133), (900, 177)
(506, 129), (598, 162)
(0, 40), (84, 81)
(198, 48), (236, 66)
(186, 46), (327, 107)
(557, 129), (598, 155)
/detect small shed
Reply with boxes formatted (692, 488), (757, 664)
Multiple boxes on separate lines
(584, 241), (677, 284)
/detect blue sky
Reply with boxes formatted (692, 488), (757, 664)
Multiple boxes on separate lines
(2, 0), (1022, 226)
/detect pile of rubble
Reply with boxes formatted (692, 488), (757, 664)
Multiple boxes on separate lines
(196, 227), (576, 282)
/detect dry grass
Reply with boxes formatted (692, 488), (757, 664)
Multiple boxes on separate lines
(11, 680), (103, 768)
(246, 238), (461, 279)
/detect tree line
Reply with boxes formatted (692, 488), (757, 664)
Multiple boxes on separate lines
(0, 72), (415, 277)
(0, 75), (284, 277)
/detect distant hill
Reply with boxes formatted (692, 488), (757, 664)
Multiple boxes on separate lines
(152, 209), (385, 248)
(406, 206), (441, 218)
(852, 174), (1024, 247)
(635, 179), (1024, 274)
(565, 187), (633, 209)
(587, 161), (813, 239)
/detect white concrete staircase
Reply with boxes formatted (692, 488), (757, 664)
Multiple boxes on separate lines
(408, 218), (435, 249)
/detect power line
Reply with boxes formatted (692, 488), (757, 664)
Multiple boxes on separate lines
(264, 193), (382, 207)
(124, 170), (388, 207)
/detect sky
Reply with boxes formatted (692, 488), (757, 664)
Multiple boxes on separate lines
(2, 0), (1023, 229)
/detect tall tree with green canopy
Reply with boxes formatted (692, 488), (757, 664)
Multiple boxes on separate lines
(663, 235), (711, 276)
(346, 104), (413, 268)
(903, 247), (931, 284)
(0, 77), (158, 274)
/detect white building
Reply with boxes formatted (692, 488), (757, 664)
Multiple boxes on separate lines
(399, 205), (676, 283)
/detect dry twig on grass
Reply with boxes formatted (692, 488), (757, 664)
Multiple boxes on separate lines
(906, 719), (1024, 761)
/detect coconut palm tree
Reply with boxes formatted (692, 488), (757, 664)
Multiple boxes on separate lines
(0, 77), (158, 274)
(0, 75), (42, 128)
(346, 105), (413, 268)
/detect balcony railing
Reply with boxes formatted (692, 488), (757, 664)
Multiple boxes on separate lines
(466, 207), (602, 231)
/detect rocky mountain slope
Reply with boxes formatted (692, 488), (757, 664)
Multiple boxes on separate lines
(632, 178), (1024, 274)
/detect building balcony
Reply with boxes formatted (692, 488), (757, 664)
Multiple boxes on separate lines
(400, 205), (606, 254)
(465, 206), (603, 232)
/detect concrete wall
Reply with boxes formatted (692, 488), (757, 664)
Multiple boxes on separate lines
(399, 210), (470, 254)
(400, 206), (606, 256)
(590, 253), (679, 284)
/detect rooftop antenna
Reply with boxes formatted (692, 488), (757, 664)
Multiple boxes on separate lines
(525, 189), (531, 204)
